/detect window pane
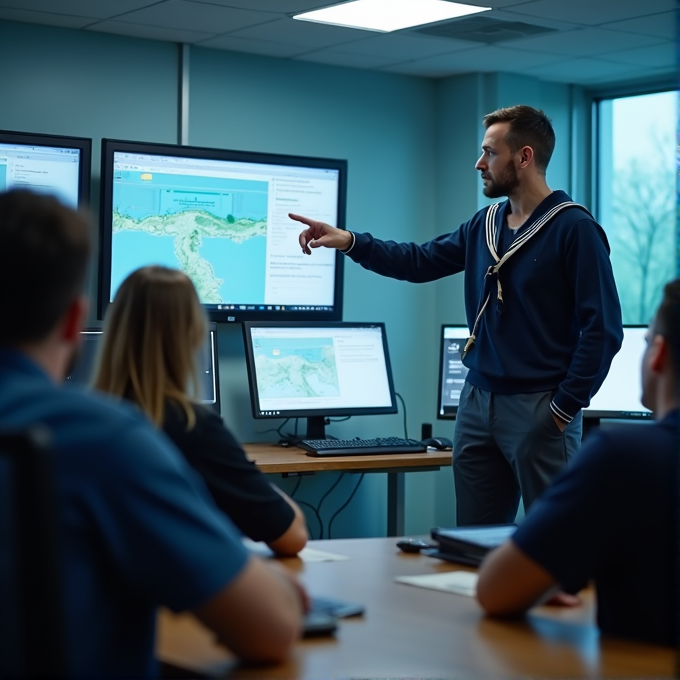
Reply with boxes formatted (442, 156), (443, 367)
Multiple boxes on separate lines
(597, 91), (678, 325)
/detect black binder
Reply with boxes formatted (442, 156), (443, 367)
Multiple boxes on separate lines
(426, 524), (517, 566)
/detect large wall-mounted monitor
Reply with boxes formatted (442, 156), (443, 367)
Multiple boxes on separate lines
(437, 325), (470, 420)
(584, 325), (652, 422)
(66, 324), (221, 414)
(0, 129), (91, 208)
(98, 139), (346, 322)
(242, 322), (397, 440)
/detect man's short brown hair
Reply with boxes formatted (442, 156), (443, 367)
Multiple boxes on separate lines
(0, 189), (91, 346)
(483, 105), (556, 172)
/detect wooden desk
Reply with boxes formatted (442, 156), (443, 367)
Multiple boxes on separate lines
(243, 444), (452, 536)
(157, 537), (675, 679)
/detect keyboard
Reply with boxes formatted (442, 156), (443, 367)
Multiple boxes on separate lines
(298, 436), (427, 457)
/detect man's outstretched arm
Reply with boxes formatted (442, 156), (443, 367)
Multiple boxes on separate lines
(476, 540), (559, 617)
(193, 557), (305, 663)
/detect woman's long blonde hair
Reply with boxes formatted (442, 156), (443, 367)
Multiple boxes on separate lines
(93, 265), (208, 428)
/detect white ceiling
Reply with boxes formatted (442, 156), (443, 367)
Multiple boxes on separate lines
(0, 0), (676, 86)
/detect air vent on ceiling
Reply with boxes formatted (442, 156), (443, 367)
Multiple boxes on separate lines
(415, 16), (557, 44)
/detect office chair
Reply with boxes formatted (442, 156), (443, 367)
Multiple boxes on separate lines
(0, 425), (66, 677)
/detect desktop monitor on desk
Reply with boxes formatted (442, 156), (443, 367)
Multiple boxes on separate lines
(583, 325), (652, 424)
(242, 321), (398, 440)
(0, 129), (91, 208)
(98, 138), (347, 323)
(437, 325), (470, 420)
(66, 324), (221, 414)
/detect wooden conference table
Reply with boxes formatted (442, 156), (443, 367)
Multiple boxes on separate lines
(157, 537), (675, 679)
(243, 443), (453, 536)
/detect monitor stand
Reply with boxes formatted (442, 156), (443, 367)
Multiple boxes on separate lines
(278, 416), (328, 445)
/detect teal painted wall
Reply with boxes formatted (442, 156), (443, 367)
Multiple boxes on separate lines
(0, 19), (591, 537)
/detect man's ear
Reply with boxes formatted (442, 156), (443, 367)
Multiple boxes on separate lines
(60, 295), (89, 344)
(648, 334), (668, 375)
(518, 145), (534, 168)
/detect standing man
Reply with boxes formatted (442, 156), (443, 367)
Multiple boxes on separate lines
(291, 105), (622, 525)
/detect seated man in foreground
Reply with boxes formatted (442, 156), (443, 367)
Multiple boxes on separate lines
(477, 279), (679, 646)
(0, 189), (305, 678)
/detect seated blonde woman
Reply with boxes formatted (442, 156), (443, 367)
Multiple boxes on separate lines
(93, 265), (308, 556)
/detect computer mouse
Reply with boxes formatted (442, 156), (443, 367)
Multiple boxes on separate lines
(421, 437), (453, 450)
(396, 538), (435, 553)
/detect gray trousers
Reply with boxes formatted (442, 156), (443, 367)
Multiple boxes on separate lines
(452, 382), (582, 526)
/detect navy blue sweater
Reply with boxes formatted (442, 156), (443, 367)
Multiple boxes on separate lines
(347, 190), (623, 421)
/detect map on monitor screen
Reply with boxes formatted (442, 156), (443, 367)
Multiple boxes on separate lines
(111, 171), (269, 303)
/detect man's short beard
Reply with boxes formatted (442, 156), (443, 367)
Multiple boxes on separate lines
(482, 161), (520, 198)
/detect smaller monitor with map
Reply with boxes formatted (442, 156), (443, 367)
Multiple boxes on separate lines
(242, 321), (398, 440)
(99, 139), (346, 322)
(0, 129), (91, 208)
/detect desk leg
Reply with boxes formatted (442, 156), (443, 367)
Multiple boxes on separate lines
(386, 472), (405, 536)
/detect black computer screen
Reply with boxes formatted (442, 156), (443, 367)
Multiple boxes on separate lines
(98, 138), (346, 322)
(437, 325), (470, 420)
(0, 129), (91, 208)
(66, 325), (221, 414)
(584, 325), (652, 420)
(242, 321), (397, 439)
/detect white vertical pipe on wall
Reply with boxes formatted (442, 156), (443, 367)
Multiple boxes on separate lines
(179, 43), (190, 145)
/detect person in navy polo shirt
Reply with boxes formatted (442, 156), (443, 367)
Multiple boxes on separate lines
(477, 278), (680, 645)
(0, 189), (305, 677)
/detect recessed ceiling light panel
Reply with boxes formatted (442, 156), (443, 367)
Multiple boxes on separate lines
(293, 0), (491, 33)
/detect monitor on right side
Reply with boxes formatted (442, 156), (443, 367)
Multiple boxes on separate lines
(437, 325), (470, 420)
(583, 325), (652, 422)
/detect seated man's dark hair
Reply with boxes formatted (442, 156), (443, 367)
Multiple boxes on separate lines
(652, 278), (680, 391)
(482, 105), (556, 173)
(0, 189), (91, 346)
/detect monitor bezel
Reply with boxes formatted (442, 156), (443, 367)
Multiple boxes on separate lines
(583, 324), (653, 421)
(242, 320), (399, 425)
(436, 324), (470, 421)
(0, 129), (91, 208)
(98, 138), (346, 323)
(68, 323), (221, 414)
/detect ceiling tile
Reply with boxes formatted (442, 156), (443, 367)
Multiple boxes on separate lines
(600, 42), (677, 68)
(378, 60), (471, 78)
(601, 10), (678, 40)
(323, 32), (478, 60)
(507, 0), (678, 26)
(196, 34), (307, 57)
(294, 50), (401, 69)
(520, 57), (654, 84)
(0, 7), (92, 28)
(226, 16), (371, 50)
(113, 0), (277, 34)
(502, 27), (666, 56)
(0, 0), (158, 19)
(422, 44), (568, 72)
(86, 20), (214, 43)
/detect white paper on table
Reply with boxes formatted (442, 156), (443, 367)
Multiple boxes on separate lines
(395, 571), (478, 597)
(241, 539), (350, 562)
(297, 547), (351, 562)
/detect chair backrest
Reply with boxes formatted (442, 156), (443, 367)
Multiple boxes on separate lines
(0, 425), (66, 677)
